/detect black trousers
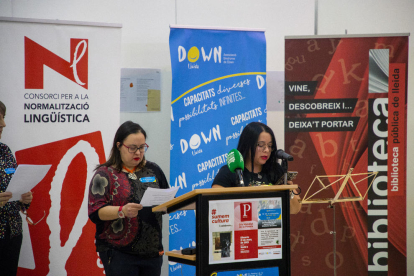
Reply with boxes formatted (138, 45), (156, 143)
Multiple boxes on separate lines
(0, 233), (23, 276)
(99, 249), (163, 276)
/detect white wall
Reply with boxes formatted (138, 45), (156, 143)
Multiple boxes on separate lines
(1, 0), (413, 275)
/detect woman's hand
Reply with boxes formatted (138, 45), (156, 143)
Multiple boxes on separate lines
(99, 203), (143, 221)
(0, 191), (12, 207)
(289, 187), (302, 214)
(20, 191), (33, 205)
(287, 181), (302, 214)
(122, 203), (143, 218)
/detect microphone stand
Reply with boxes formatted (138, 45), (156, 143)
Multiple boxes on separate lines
(328, 202), (337, 276)
(235, 169), (245, 187)
(280, 157), (293, 203)
(281, 158), (289, 185)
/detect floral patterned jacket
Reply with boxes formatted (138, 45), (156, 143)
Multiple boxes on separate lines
(88, 161), (168, 257)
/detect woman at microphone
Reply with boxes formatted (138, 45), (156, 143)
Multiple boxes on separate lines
(212, 121), (301, 214)
(88, 121), (168, 276)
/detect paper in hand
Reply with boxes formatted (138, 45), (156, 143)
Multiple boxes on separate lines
(6, 164), (51, 201)
(140, 187), (179, 206)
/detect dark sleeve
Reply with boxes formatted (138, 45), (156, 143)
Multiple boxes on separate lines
(1, 145), (28, 212)
(212, 165), (237, 188)
(89, 207), (103, 225)
(21, 202), (31, 211)
(147, 161), (170, 189)
(153, 162), (169, 189)
(88, 167), (111, 224)
(0, 144), (17, 192)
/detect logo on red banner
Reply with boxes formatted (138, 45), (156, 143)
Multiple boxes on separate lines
(240, 203), (252, 222)
(25, 37), (88, 89)
(15, 131), (105, 275)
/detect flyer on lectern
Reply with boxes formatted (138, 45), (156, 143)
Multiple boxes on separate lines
(208, 197), (283, 264)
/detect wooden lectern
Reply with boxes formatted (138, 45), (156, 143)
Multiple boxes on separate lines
(153, 185), (296, 276)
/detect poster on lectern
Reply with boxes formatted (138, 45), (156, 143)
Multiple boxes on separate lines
(208, 198), (283, 264)
(284, 34), (408, 276)
(0, 17), (121, 275)
(169, 26), (267, 275)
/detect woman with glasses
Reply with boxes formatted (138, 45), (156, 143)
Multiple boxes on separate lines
(212, 121), (301, 214)
(88, 121), (168, 276)
(0, 101), (33, 276)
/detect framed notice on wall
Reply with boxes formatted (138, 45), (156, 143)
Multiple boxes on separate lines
(120, 68), (161, 112)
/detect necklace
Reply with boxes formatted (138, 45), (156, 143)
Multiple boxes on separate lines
(123, 165), (137, 180)
(257, 172), (262, 179)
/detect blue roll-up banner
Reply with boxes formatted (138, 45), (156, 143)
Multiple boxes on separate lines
(169, 26), (266, 275)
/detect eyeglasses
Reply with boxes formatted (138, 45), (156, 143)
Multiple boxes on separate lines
(22, 210), (46, 226)
(123, 143), (149, 153)
(257, 142), (275, 152)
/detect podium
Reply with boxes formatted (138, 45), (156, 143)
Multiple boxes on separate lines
(153, 185), (296, 276)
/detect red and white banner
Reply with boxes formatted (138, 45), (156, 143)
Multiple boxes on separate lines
(284, 34), (408, 276)
(0, 17), (121, 275)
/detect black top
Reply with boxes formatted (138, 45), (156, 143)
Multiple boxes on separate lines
(212, 163), (284, 187)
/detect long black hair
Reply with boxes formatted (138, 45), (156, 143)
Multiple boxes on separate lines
(0, 101), (6, 116)
(97, 121), (147, 172)
(237, 121), (279, 183)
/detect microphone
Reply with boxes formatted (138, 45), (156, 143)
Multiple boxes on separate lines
(227, 149), (245, 186)
(276, 149), (294, 161)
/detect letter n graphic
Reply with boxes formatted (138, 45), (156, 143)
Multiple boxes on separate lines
(25, 37), (88, 89)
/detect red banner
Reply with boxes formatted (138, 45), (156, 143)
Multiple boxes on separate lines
(285, 35), (408, 276)
(15, 132), (106, 275)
